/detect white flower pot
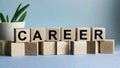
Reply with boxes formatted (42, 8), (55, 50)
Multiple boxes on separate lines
(0, 22), (25, 41)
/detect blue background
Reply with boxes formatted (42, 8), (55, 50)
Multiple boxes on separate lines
(0, 0), (120, 68)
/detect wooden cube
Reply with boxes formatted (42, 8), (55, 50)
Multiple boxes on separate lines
(87, 41), (98, 54)
(14, 28), (30, 42)
(46, 28), (60, 41)
(92, 27), (105, 41)
(6, 42), (25, 56)
(61, 28), (75, 41)
(99, 39), (115, 54)
(31, 28), (44, 42)
(39, 41), (56, 55)
(71, 41), (87, 55)
(76, 27), (91, 41)
(25, 42), (38, 56)
(56, 41), (69, 55)
(0, 41), (8, 55)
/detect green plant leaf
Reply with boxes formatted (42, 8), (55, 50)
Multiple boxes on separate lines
(0, 13), (6, 22)
(6, 15), (9, 22)
(11, 3), (30, 22)
(11, 3), (22, 22)
(18, 11), (27, 22)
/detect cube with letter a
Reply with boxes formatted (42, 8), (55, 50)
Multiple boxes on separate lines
(31, 28), (44, 42)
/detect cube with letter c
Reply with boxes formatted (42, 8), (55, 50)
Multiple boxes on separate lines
(14, 28), (30, 42)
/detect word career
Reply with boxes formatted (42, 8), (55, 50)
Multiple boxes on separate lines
(15, 27), (105, 42)
(0, 27), (115, 56)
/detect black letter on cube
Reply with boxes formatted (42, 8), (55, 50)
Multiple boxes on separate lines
(18, 31), (26, 40)
(49, 30), (57, 40)
(95, 30), (103, 39)
(64, 30), (71, 39)
(33, 31), (42, 40)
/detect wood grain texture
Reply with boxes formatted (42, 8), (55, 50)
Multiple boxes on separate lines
(71, 41), (87, 55)
(99, 39), (115, 54)
(87, 41), (98, 54)
(0, 41), (9, 55)
(39, 41), (56, 55)
(56, 41), (69, 55)
(25, 42), (38, 56)
(5, 42), (25, 56)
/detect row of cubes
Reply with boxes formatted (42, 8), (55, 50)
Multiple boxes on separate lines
(14, 27), (105, 42)
(0, 39), (114, 56)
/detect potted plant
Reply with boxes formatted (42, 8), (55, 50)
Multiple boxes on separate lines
(0, 3), (30, 41)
